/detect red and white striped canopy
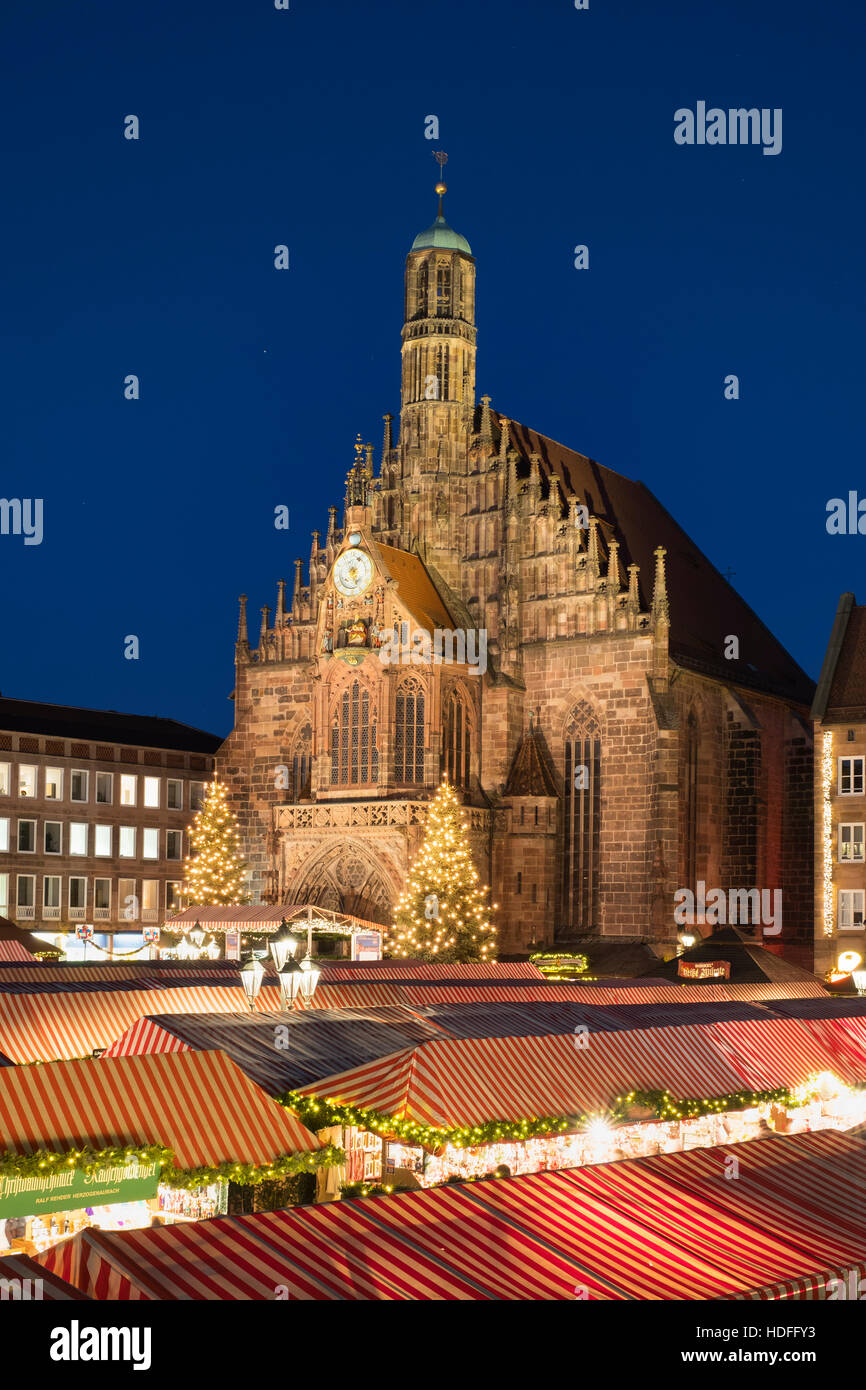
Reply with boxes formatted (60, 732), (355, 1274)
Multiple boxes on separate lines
(0, 940), (36, 963)
(36, 1126), (866, 1300)
(0, 1253), (90, 1299)
(0, 1050), (320, 1167)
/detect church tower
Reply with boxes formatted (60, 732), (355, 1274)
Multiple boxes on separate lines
(398, 155), (476, 582)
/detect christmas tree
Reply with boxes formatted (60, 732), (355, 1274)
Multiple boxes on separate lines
(389, 782), (497, 962)
(182, 777), (250, 906)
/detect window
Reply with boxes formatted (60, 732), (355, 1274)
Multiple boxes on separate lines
(71, 769), (88, 802)
(516, 871), (522, 895)
(119, 877), (137, 921)
(69, 822), (88, 855)
(0, 763), (9, 795)
(329, 681), (379, 786)
(44, 822), (62, 854)
(43, 876), (61, 909)
(69, 877), (87, 910)
(435, 260), (451, 316)
(18, 766), (36, 798)
(443, 689), (471, 789)
(142, 828), (159, 860)
(94, 825), (112, 857)
(142, 880), (159, 916)
(96, 772), (113, 804)
(0, 819), (7, 853)
(119, 775), (137, 807)
(93, 878), (111, 913)
(166, 779), (182, 810)
(17, 820), (35, 853)
(16, 875), (35, 908)
(190, 782), (205, 811)
(0, 873), (8, 912)
(290, 729), (312, 803)
(119, 826), (136, 858)
(165, 881), (181, 912)
(44, 768), (63, 800)
(839, 890), (865, 930)
(143, 777), (160, 809)
(395, 680), (425, 784)
(840, 824), (865, 863)
(839, 757), (865, 796)
(563, 703), (602, 934)
(166, 830), (182, 860)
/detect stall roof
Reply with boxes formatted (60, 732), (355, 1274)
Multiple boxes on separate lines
(0, 1253), (91, 1299)
(0, 1050), (320, 1168)
(37, 1127), (866, 1300)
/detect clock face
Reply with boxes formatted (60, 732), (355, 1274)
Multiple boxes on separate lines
(333, 547), (374, 597)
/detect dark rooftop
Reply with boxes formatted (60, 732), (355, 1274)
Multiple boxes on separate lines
(0, 696), (223, 754)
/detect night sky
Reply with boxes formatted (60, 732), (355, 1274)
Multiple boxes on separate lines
(2, 0), (863, 739)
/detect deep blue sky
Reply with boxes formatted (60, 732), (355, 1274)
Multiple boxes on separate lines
(2, 0), (863, 739)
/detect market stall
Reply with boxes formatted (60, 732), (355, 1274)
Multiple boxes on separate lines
(34, 1125), (866, 1300)
(0, 1049), (334, 1258)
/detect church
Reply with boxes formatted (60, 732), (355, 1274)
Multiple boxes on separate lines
(218, 172), (815, 963)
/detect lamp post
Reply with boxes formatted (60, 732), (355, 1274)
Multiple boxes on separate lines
(678, 931), (696, 956)
(270, 920), (298, 973)
(277, 958), (304, 1011)
(240, 956), (265, 1013)
(299, 954), (322, 1004)
(190, 925), (206, 951)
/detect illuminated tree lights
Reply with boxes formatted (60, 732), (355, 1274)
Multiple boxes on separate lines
(0, 1143), (345, 1189)
(387, 781), (497, 962)
(182, 776), (250, 907)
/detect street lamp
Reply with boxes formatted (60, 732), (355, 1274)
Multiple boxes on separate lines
(270, 920), (298, 973)
(678, 931), (696, 955)
(240, 956), (266, 1012)
(190, 925), (206, 950)
(299, 954), (322, 1003)
(277, 958), (304, 1011)
(852, 969), (866, 996)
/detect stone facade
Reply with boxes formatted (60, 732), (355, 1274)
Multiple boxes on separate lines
(217, 187), (815, 961)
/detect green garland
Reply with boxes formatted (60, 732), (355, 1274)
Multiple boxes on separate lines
(280, 1080), (850, 1152)
(0, 1143), (345, 1190)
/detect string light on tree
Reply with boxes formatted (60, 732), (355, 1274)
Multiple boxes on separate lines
(182, 776), (250, 907)
(388, 781), (497, 962)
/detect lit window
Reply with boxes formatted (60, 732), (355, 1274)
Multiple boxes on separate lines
(143, 828), (159, 860)
(71, 770), (88, 802)
(17, 820), (35, 853)
(839, 824), (865, 863)
(0, 873), (8, 911)
(119, 878), (137, 921)
(143, 777), (160, 809)
(18, 766), (36, 798)
(44, 768), (63, 800)
(839, 890), (865, 930)
(141, 880), (159, 913)
(44, 822), (62, 854)
(69, 822), (88, 855)
(120, 775), (137, 807)
(0, 819), (7, 853)
(119, 826), (136, 858)
(94, 825), (112, 856)
(0, 763), (9, 796)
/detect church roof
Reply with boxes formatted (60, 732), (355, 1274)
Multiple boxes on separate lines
(374, 542), (458, 636)
(490, 410), (814, 707)
(504, 727), (559, 797)
(411, 214), (472, 255)
(812, 593), (866, 721)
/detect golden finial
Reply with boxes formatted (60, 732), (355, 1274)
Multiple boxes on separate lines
(433, 150), (448, 214)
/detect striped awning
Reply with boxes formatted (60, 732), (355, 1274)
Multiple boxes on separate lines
(317, 962), (544, 979)
(0, 940), (36, 963)
(0, 1050), (321, 1167)
(36, 1126), (866, 1300)
(0, 1253), (90, 1299)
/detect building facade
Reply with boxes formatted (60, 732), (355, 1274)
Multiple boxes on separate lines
(0, 698), (220, 937)
(219, 183), (815, 961)
(812, 594), (866, 974)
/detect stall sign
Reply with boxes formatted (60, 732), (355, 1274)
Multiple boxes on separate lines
(0, 1160), (160, 1219)
(225, 929), (241, 961)
(75, 925), (93, 941)
(353, 931), (382, 961)
(143, 928), (160, 945)
(677, 959), (731, 980)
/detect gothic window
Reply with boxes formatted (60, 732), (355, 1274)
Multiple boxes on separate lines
(685, 711), (698, 890)
(329, 682), (379, 787)
(395, 678), (425, 784)
(435, 261), (451, 316)
(443, 688), (471, 789)
(415, 262), (428, 318)
(290, 725), (312, 802)
(562, 703), (601, 933)
(436, 345), (450, 400)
